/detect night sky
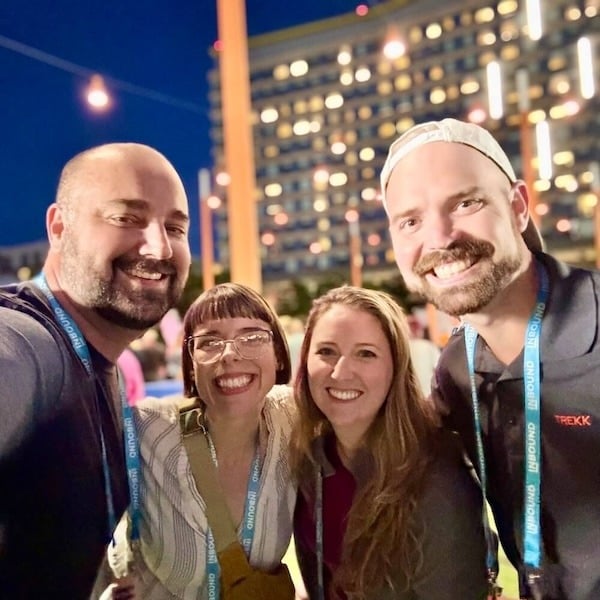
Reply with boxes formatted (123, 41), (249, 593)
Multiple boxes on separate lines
(0, 0), (361, 253)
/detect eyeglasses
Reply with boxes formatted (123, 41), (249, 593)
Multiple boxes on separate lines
(186, 330), (273, 363)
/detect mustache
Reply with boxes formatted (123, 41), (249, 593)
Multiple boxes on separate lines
(114, 257), (177, 276)
(413, 238), (494, 276)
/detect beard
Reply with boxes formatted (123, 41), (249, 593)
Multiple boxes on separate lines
(409, 237), (522, 317)
(60, 241), (185, 330)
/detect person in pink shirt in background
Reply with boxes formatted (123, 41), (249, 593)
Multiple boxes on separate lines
(117, 347), (146, 405)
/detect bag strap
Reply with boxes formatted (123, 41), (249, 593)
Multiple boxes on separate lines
(180, 406), (239, 553)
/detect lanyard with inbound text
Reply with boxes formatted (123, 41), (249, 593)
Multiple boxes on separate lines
(464, 262), (549, 595)
(205, 433), (261, 600)
(33, 274), (141, 544)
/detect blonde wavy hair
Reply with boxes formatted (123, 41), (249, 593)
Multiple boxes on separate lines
(290, 286), (439, 598)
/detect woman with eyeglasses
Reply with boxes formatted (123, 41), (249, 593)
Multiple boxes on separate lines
(98, 283), (298, 599)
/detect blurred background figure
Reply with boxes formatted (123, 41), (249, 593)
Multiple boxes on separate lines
(407, 313), (441, 397)
(117, 347), (146, 406)
(280, 315), (305, 381)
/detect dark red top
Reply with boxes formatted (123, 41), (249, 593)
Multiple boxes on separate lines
(294, 435), (356, 599)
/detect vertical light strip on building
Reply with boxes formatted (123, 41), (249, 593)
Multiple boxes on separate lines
(577, 37), (595, 100)
(535, 120), (553, 180)
(526, 0), (543, 41)
(487, 61), (504, 119)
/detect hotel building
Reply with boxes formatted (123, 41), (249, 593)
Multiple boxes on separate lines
(207, 0), (599, 287)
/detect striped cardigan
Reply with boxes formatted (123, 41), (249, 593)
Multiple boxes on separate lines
(113, 385), (296, 599)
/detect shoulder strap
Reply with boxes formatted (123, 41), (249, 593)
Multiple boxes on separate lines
(180, 407), (239, 553)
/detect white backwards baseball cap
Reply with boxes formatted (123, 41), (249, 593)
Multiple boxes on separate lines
(380, 118), (543, 252)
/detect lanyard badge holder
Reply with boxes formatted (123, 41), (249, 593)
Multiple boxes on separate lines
(465, 262), (549, 600)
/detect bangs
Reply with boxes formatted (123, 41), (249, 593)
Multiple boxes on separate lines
(184, 284), (274, 334)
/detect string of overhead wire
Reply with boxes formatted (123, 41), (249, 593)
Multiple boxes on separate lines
(0, 33), (205, 114)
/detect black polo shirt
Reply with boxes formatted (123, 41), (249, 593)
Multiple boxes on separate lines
(433, 253), (600, 600)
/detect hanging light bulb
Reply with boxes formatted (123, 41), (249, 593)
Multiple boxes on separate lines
(86, 74), (110, 110)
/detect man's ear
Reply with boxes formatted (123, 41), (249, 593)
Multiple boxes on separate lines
(46, 203), (66, 250)
(510, 181), (530, 235)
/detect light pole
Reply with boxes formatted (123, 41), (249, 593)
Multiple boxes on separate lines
(216, 0), (261, 291)
(516, 69), (540, 225)
(345, 209), (362, 287)
(198, 169), (215, 290)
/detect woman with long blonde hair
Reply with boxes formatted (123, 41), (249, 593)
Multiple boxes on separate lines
(290, 286), (487, 599)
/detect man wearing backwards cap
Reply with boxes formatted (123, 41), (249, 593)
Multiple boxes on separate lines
(381, 118), (600, 600)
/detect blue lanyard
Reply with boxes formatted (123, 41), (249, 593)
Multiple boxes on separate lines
(33, 274), (141, 543)
(205, 434), (261, 599)
(464, 263), (549, 579)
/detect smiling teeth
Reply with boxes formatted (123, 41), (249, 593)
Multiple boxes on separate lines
(328, 388), (361, 401)
(216, 375), (252, 390)
(433, 259), (473, 280)
(125, 268), (162, 280)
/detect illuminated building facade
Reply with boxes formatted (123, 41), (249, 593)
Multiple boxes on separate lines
(207, 0), (599, 284)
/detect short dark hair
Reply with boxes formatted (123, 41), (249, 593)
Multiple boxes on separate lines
(181, 283), (291, 397)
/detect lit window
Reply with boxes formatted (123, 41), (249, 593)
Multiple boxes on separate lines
(425, 23), (442, 39)
(317, 217), (330, 231)
(500, 44), (520, 61)
(345, 151), (358, 166)
(377, 80), (393, 95)
(264, 183), (282, 198)
(361, 167), (376, 180)
(442, 16), (455, 31)
(378, 122), (397, 138)
(383, 39), (406, 60)
(274, 213), (289, 226)
(429, 65), (444, 81)
(358, 106), (372, 120)
(430, 87), (447, 104)
(396, 117), (415, 133)
(500, 20), (519, 41)
(293, 120), (311, 136)
(447, 84), (460, 100)
(475, 7), (495, 23)
(461, 77), (480, 94)
(331, 141), (347, 155)
(345, 131), (357, 145)
(548, 53), (567, 71)
(266, 204), (282, 216)
(313, 137), (326, 151)
(260, 107), (279, 124)
(361, 187), (377, 201)
(264, 145), (279, 158)
(478, 51), (497, 67)
(329, 172), (348, 187)
(313, 197), (329, 212)
(325, 93), (344, 109)
(309, 95), (324, 112)
(273, 64), (290, 80)
(293, 100), (308, 114)
(460, 11), (473, 26)
(553, 151), (574, 166)
(409, 26), (423, 44)
(309, 121), (322, 133)
(393, 55), (411, 70)
(290, 60), (309, 77)
(355, 66), (371, 82)
(478, 30), (497, 46)
(394, 74), (412, 91)
(497, 0), (518, 15)
(340, 69), (354, 86)
(338, 46), (352, 65)
(565, 6), (582, 20)
(276, 123), (292, 138)
(359, 147), (375, 161)
(548, 74), (571, 95)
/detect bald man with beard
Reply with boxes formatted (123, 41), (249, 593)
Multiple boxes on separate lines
(0, 143), (191, 598)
